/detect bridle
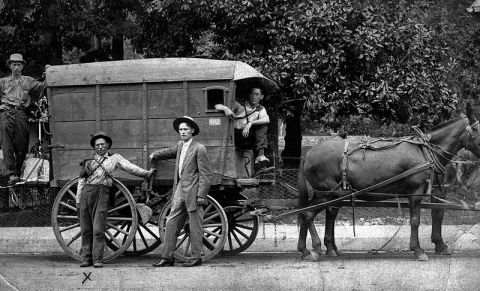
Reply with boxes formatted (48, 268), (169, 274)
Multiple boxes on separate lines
(463, 117), (480, 156)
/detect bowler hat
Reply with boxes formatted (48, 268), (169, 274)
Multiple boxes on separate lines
(173, 116), (200, 136)
(6, 53), (26, 65)
(90, 131), (113, 148)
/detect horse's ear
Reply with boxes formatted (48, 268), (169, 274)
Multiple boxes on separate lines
(466, 103), (474, 123)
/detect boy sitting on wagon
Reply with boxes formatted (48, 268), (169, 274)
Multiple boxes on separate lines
(215, 87), (270, 173)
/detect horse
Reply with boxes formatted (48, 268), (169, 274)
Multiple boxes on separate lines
(297, 107), (480, 261)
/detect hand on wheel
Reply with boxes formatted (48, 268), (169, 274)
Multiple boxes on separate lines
(197, 197), (208, 206)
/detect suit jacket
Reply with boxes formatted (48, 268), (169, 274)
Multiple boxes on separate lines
(151, 140), (212, 211)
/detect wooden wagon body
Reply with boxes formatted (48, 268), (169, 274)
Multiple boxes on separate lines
(45, 58), (279, 187)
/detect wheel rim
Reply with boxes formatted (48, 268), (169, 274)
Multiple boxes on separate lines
(220, 205), (259, 256)
(51, 177), (138, 262)
(158, 195), (228, 262)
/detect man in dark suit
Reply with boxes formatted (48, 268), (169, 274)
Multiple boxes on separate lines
(150, 116), (212, 267)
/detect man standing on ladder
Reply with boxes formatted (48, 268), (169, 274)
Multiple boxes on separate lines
(0, 53), (47, 185)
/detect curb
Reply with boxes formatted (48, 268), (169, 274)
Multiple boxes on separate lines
(1, 224), (480, 254)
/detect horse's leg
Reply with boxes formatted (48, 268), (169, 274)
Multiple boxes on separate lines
(325, 206), (341, 256)
(409, 196), (428, 261)
(308, 209), (323, 255)
(298, 209), (322, 261)
(431, 193), (452, 255)
(297, 212), (310, 258)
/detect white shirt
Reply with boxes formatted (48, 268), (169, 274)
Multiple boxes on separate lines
(178, 139), (193, 178)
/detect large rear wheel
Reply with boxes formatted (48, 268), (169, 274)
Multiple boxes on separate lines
(158, 195), (228, 262)
(51, 177), (138, 262)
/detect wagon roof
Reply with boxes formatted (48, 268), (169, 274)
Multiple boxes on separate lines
(46, 58), (279, 92)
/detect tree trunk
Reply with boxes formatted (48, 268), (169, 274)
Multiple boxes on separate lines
(281, 102), (303, 169)
(41, 0), (62, 65)
(111, 34), (124, 60)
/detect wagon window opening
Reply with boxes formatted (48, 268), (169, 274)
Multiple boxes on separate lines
(204, 86), (228, 112)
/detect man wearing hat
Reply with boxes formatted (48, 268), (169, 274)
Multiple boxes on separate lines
(76, 131), (155, 268)
(150, 116), (212, 267)
(0, 53), (47, 184)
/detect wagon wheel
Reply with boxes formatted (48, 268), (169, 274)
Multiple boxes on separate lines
(158, 195), (228, 262)
(51, 177), (138, 262)
(220, 205), (259, 256)
(105, 208), (162, 256)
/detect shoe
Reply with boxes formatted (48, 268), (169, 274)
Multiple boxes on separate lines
(152, 258), (175, 267)
(182, 258), (202, 267)
(80, 260), (93, 267)
(93, 261), (103, 268)
(254, 155), (270, 168)
(8, 175), (20, 185)
(253, 166), (275, 177)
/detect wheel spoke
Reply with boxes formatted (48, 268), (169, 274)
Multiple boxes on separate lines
(138, 226), (149, 248)
(108, 202), (130, 213)
(106, 223), (130, 236)
(235, 223), (254, 230)
(203, 204), (212, 215)
(231, 229), (242, 246)
(66, 231), (81, 246)
(202, 235), (216, 251)
(175, 234), (188, 250)
(233, 226), (249, 240)
(227, 232), (233, 250)
(105, 229), (122, 248)
(114, 189), (122, 199)
(122, 223), (131, 245)
(203, 212), (220, 223)
(132, 234), (137, 251)
(59, 223), (79, 233)
(203, 229), (222, 238)
(60, 202), (77, 212)
(67, 189), (77, 201)
(203, 223), (223, 228)
(141, 224), (160, 241)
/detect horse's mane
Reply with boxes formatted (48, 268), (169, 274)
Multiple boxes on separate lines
(430, 117), (462, 131)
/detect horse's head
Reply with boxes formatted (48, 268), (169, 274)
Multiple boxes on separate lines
(461, 103), (480, 157)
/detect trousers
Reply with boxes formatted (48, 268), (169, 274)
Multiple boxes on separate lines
(0, 109), (29, 176)
(79, 184), (110, 262)
(162, 185), (204, 259)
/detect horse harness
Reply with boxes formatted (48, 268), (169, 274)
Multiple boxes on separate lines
(338, 117), (480, 192)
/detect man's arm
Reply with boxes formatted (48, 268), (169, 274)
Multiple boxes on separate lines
(150, 143), (179, 161)
(115, 154), (153, 178)
(76, 178), (86, 206)
(215, 101), (241, 120)
(196, 144), (212, 200)
(242, 108), (270, 137)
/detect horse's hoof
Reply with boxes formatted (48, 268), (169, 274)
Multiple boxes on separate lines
(326, 249), (338, 257)
(416, 253), (429, 261)
(435, 247), (453, 256)
(302, 250), (321, 261)
(334, 249), (342, 256)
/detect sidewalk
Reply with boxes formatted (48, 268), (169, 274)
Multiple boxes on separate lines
(1, 223), (480, 254)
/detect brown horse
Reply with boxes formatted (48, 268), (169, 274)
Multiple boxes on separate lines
(297, 108), (480, 261)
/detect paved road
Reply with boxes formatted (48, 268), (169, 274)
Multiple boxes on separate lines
(1, 251), (480, 291)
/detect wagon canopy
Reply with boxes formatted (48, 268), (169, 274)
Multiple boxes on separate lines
(46, 58), (279, 95)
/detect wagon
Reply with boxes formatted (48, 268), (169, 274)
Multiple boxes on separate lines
(43, 58), (480, 263)
(46, 58), (281, 262)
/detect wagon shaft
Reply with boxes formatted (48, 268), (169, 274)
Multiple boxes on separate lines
(267, 162), (433, 221)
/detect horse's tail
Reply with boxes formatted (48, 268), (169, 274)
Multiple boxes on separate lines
(298, 159), (309, 226)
